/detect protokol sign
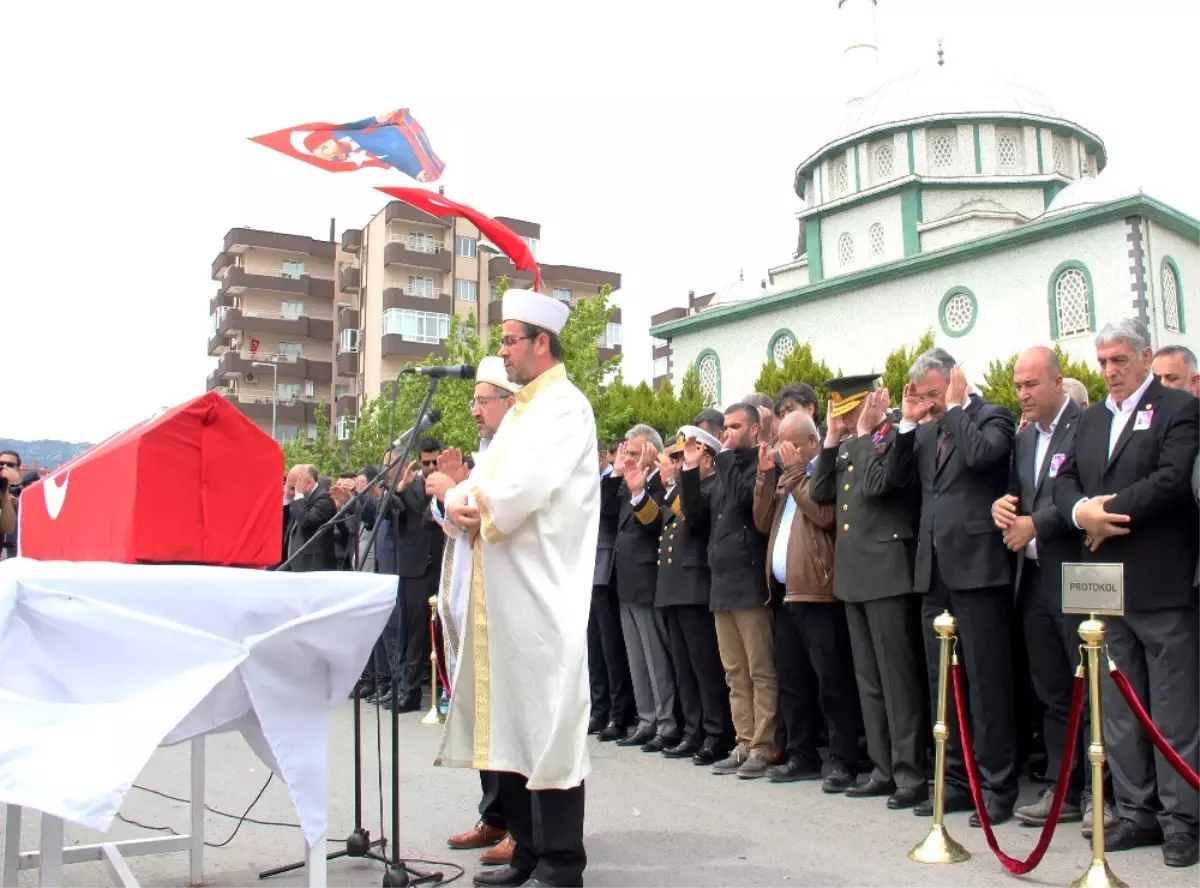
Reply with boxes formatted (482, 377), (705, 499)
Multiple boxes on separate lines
(1061, 563), (1124, 616)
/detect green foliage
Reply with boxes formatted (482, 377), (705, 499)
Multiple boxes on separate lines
(880, 330), (936, 405)
(978, 353), (1021, 418)
(752, 342), (836, 419)
(346, 394), (394, 472)
(592, 364), (710, 444)
(1053, 344), (1107, 406)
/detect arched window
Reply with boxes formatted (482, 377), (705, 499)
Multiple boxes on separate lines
(834, 158), (850, 196)
(1047, 261), (1096, 339)
(997, 133), (1019, 171)
(869, 223), (885, 257)
(938, 287), (978, 338)
(1162, 257), (1185, 333)
(930, 133), (955, 171)
(1051, 139), (1066, 175)
(875, 143), (894, 181)
(838, 232), (855, 267)
(768, 330), (796, 365)
(696, 350), (721, 405)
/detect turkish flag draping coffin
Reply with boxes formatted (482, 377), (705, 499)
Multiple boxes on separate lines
(19, 391), (283, 567)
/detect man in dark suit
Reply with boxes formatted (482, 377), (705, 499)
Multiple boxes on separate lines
(654, 427), (732, 764)
(614, 424), (679, 751)
(886, 347), (1018, 825)
(991, 346), (1089, 829)
(590, 438), (635, 741)
(812, 375), (927, 810)
(287, 465), (339, 571)
(385, 438), (446, 713)
(1053, 319), (1200, 868)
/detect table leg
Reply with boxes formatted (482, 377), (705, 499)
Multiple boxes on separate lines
(306, 831), (327, 888)
(38, 814), (63, 888)
(3, 804), (21, 887)
(189, 735), (205, 886)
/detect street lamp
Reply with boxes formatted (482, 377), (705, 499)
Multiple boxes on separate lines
(252, 360), (279, 440)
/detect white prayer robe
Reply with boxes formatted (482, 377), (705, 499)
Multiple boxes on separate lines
(436, 364), (599, 789)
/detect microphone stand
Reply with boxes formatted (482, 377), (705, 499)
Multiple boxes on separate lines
(261, 374), (444, 888)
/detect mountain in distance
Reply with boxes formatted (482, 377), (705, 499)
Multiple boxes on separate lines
(0, 439), (93, 470)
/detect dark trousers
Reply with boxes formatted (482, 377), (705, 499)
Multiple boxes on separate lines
(1103, 602), (1199, 838)
(775, 600), (864, 771)
(845, 596), (927, 789)
(497, 773), (586, 887)
(479, 770), (506, 831)
(398, 576), (435, 701)
(922, 570), (1019, 807)
(588, 584), (634, 727)
(664, 604), (732, 744)
(1019, 562), (1085, 803)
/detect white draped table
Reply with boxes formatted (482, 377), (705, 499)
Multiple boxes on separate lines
(0, 558), (396, 887)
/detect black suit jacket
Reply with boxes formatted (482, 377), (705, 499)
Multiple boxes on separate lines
(388, 476), (445, 581)
(887, 395), (1016, 593)
(287, 488), (338, 572)
(655, 481), (713, 608)
(1053, 378), (1199, 611)
(614, 472), (665, 606)
(594, 470), (622, 587)
(1007, 398), (1081, 602)
(811, 425), (918, 602)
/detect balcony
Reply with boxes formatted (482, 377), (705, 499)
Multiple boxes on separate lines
(335, 392), (359, 417)
(217, 389), (322, 426)
(210, 348), (333, 384)
(652, 343), (671, 360)
(383, 286), (451, 314)
(218, 266), (335, 300)
(380, 336), (447, 361)
(336, 350), (358, 377)
(385, 201), (452, 228)
(222, 228), (336, 259)
(598, 346), (622, 363)
(208, 307), (334, 353)
(487, 300), (504, 325)
(339, 263), (360, 293)
(493, 217), (541, 240)
(384, 240), (452, 273)
(341, 228), (362, 253)
(487, 257), (621, 291)
(338, 306), (360, 330)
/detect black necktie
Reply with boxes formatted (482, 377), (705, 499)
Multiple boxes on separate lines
(936, 430), (951, 467)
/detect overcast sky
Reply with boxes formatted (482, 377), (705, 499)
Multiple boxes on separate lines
(4, 0), (1197, 442)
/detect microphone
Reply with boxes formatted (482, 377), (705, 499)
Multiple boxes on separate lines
(392, 409), (443, 449)
(402, 364), (476, 379)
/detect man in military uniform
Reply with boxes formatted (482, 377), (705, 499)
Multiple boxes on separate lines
(654, 427), (733, 765)
(811, 374), (929, 810)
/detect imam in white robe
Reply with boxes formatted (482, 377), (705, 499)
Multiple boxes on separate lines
(436, 364), (600, 790)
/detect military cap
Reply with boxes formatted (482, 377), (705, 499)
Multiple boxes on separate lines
(824, 373), (880, 419)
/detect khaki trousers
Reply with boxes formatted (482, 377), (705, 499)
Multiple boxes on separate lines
(714, 606), (778, 758)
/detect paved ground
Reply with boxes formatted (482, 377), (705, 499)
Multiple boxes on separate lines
(6, 700), (1193, 887)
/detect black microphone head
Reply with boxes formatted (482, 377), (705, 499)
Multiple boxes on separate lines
(427, 408), (444, 423)
(459, 364), (477, 380)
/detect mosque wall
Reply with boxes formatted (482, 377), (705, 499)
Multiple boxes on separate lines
(819, 193), (906, 277)
(1141, 220), (1200, 352)
(922, 187), (1045, 222)
(670, 220), (1131, 407)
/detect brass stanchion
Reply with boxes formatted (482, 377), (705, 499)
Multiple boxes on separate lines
(1070, 616), (1126, 888)
(419, 595), (445, 727)
(909, 610), (970, 864)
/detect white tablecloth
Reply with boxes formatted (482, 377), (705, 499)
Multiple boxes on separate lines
(0, 558), (396, 848)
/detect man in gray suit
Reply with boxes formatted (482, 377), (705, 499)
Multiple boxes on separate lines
(811, 375), (927, 810)
(992, 347), (1091, 829)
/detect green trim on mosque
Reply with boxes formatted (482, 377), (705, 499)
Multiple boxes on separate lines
(1043, 181), (1067, 209)
(1036, 129), (1045, 174)
(1046, 260), (1097, 339)
(973, 125), (983, 173)
(806, 216), (824, 283)
(767, 329), (798, 361)
(938, 286), (979, 338)
(854, 146), (861, 192)
(901, 186), (922, 257)
(694, 349), (722, 405)
(1163, 255), (1186, 333)
(817, 164), (825, 204)
(651, 195), (1199, 340)
(907, 131), (915, 174)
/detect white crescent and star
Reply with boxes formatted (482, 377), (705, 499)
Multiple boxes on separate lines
(44, 472), (68, 520)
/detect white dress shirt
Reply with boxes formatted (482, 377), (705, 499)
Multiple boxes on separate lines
(1027, 396), (1072, 562)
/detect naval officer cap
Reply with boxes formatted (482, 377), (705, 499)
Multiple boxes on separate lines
(675, 424), (723, 456)
(502, 288), (570, 335)
(824, 373), (880, 419)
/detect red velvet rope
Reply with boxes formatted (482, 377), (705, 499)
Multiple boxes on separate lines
(430, 616), (450, 697)
(1109, 665), (1200, 791)
(952, 661), (1085, 874)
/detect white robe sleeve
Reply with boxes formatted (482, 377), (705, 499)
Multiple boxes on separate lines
(471, 393), (587, 545)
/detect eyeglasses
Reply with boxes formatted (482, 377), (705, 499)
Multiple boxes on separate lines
(470, 395), (507, 407)
(420, 460), (438, 469)
(0, 461), (17, 469)
(499, 335), (534, 349)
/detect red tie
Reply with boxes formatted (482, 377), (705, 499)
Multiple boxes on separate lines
(937, 431), (951, 467)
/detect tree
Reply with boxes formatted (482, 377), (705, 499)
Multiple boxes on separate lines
(978, 344), (1108, 419)
(347, 394), (395, 472)
(1053, 344), (1107, 406)
(880, 330), (936, 405)
(752, 342), (837, 418)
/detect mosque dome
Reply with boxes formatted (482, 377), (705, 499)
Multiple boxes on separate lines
(708, 272), (767, 307)
(1043, 168), (1144, 217)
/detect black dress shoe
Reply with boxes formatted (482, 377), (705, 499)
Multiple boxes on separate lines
(888, 784), (929, 810)
(1163, 833), (1198, 868)
(663, 738), (703, 759)
(969, 800), (1014, 828)
(845, 777), (896, 798)
(597, 723), (626, 742)
(822, 766), (855, 794)
(1104, 818), (1163, 851)
(914, 788), (973, 817)
(517, 880), (554, 888)
(616, 726), (655, 747)
(393, 695), (423, 713)
(588, 714), (608, 734)
(692, 739), (728, 766)
(766, 758), (822, 783)
(473, 865), (531, 887)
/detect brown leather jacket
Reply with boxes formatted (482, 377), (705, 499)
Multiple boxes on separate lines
(752, 462), (837, 604)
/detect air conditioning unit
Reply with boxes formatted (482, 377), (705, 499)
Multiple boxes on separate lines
(246, 372), (257, 383)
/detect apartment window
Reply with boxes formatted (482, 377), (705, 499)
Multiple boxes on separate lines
(653, 356), (669, 377)
(306, 423), (318, 440)
(281, 300), (304, 319)
(335, 384), (352, 398)
(279, 341), (302, 359)
(277, 382), (301, 401)
(521, 236), (539, 259)
(553, 288), (573, 303)
(456, 236), (477, 258)
(454, 279), (478, 302)
(605, 323), (622, 348)
(407, 232), (439, 254)
(281, 260), (306, 279)
(336, 415), (357, 441)
(339, 327), (360, 353)
(408, 276), (436, 298)
(304, 380), (315, 397)
(382, 308), (450, 344)
(278, 426), (300, 441)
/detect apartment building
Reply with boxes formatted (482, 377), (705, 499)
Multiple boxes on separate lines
(206, 200), (621, 443)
